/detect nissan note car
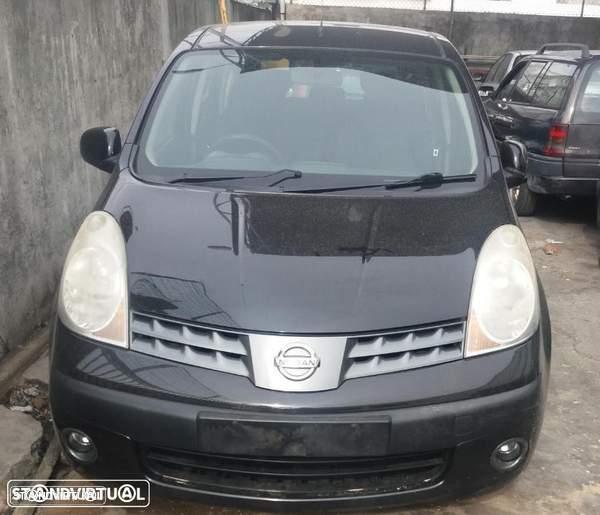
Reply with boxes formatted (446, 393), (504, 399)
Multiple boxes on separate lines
(50, 21), (551, 510)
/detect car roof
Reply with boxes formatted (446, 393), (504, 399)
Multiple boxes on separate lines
(503, 50), (535, 56)
(519, 50), (600, 64)
(187, 21), (457, 61)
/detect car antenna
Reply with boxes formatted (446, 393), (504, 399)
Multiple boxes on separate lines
(318, 0), (324, 36)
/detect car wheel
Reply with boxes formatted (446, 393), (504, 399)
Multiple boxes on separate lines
(510, 184), (537, 216)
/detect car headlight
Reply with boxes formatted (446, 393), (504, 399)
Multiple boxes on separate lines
(465, 224), (539, 357)
(58, 211), (128, 347)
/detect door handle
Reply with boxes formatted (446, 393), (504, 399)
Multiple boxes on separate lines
(496, 115), (514, 128)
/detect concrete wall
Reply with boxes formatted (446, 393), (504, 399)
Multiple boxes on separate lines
(287, 5), (600, 55)
(0, 0), (270, 357)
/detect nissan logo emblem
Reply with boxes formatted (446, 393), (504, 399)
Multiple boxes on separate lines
(274, 343), (321, 381)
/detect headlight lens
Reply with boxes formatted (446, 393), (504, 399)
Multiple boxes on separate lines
(465, 225), (539, 357)
(58, 211), (128, 347)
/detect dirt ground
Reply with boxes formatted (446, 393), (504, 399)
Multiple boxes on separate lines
(48, 198), (600, 515)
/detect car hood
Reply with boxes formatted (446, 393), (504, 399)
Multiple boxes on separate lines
(103, 171), (510, 334)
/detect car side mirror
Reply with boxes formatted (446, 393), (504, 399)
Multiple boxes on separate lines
(479, 86), (495, 98)
(472, 72), (486, 83)
(80, 127), (122, 173)
(500, 140), (527, 189)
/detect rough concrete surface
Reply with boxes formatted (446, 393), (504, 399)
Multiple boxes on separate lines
(0, 336), (51, 512)
(287, 5), (600, 56)
(21, 348), (50, 385)
(0, 406), (43, 510)
(0, 0), (270, 357)
(33, 199), (600, 514)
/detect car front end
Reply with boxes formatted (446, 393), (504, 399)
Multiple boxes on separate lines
(50, 321), (547, 510)
(50, 22), (550, 511)
(49, 176), (550, 510)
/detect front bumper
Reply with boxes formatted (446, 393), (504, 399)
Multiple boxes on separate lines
(50, 323), (549, 511)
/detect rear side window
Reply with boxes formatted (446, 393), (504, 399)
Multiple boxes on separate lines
(487, 54), (511, 83)
(510, 61), (547, 104)
(531, 62), (577, 109)
(574, 66), (600, 124)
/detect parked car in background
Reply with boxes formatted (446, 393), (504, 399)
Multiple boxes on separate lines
(478, 50), (535, 98)
(463, 55), (497, 84)
(484, 43), (600, 223)
(50, 21), (550, 511)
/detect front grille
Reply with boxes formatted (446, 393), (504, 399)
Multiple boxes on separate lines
(141, 446), (449, 499)
(130, 312), (464, 390)
(344, 322), (464, 380)
(130, 313), (251, 377)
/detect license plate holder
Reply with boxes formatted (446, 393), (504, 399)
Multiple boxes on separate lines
(197, 413), (391, 457)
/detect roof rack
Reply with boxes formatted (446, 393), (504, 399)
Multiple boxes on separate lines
(536, 43), (590, 59)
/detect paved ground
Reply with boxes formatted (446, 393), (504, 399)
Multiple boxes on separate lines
(8, 198), (600, 515)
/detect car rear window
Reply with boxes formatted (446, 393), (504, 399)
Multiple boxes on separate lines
(531, 62), (577, 109)
(574, 66), (600, 124)
(137, 48), (483, 185)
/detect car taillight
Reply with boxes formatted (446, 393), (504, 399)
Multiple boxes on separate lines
(543, 124), (569, 157)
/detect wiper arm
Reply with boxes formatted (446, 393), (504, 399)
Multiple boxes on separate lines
(385, 173), (476, 190)
(287, 173), (476, 194)
(266, 169), (303, 187)
(287, 183), (387, 194)
(168, 169), (302, 186)
(169, 175), (248, 185)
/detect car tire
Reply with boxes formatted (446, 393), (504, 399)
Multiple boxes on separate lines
(510, 184), (537, 216)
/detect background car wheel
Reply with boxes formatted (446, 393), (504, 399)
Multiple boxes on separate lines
(510, 184), (537, 216)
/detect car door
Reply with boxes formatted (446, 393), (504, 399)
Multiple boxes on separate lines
(486, 60), (551, 152)
(565, 63), (600, 178)
(485, 61), (528, 141)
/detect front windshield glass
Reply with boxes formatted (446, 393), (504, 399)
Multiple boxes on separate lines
(138, 48), (482, 186)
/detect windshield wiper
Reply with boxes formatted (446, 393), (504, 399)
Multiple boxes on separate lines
(385, 173), (476, 190)
(287, 173), (476, 194)
(169, 175), (247, 185)
(267, 169), (302, 187)
(168, 169), (302, 186)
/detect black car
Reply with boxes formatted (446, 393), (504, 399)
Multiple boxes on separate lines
(50, 21), (550, 511)
(484, 43), (600, 220)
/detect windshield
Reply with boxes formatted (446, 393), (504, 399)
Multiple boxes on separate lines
(137, 48), (483, 187)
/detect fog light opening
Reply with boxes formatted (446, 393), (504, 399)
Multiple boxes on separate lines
(491, 438), (529, 472)
(61, 429), (98, 464)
